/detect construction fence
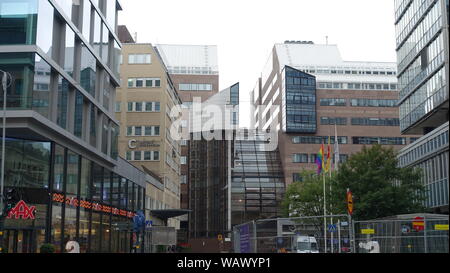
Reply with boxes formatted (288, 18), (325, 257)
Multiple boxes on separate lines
(232, 214), (449, 253)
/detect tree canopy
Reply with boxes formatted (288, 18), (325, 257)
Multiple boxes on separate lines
(282, 144), (426, 221)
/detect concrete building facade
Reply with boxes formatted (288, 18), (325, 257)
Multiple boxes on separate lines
(115, 43), (183, 229)
(252, 42), (421, 186)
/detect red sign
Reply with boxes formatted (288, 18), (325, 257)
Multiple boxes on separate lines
(52, 193), (136, 219)
(347, 190), (353, 215)
(412, 216), (425, 231)
(7, 200), (36, 220)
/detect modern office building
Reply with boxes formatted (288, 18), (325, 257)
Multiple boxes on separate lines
(0, 0), (156, 253)
(115, 43), (184, 229)
(251, 41), (420, 186)
(155, 44), (219, 242)
(186, 83), (241, 252)
(232, 130), (285, 227)
(394, 0), (449, 213)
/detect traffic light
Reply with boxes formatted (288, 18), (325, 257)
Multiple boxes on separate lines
(2, 188), (18, 217)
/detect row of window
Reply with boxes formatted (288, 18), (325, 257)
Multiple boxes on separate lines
(398, 33), (445, 98)
(127, 78), (161, 88)
(125, 150), (160, 161)
(399, 66), (447, 130)
(352, 137), (407, 145)
(396, 0), (442, 74)
(395, 0), (439, 47)
(127, 101), (161, 112)
(292, 136), (348, 144)
(291, 136), (409, 145)
(317, 82), (397, 91)
(178, 83), (213, 91)
(350, 117), (400, 126)
(292, 153), (348, 164)
(399, 129), (449, 167)
(319, 98), (398, 107)
(126, 126), (160, 136)
(299, 67), (397, 76)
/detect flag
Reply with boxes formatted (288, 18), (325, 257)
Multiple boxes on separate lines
(325, 136), (332, 172)
(315, 144), (324, 174)
(334, 124), (340, 171)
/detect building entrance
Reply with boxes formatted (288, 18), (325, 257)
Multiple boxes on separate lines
(3, 229), (36, 253)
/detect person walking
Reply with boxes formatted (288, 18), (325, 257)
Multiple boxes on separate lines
(65, 236), (80, 253)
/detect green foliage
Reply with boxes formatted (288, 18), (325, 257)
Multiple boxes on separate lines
(282, 144), (426, 221)
(39, 243), (56, 253)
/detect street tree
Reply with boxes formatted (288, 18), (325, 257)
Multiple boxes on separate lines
(282, 144), (426, 221)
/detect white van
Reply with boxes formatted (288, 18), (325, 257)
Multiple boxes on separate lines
(292, 236), (319, 253)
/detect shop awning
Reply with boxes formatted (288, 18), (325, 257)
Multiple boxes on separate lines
(150, 209), (190, 220)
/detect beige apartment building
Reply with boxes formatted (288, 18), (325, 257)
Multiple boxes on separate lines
(115, 43), (183, 229)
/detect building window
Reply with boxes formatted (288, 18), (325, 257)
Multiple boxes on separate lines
(115, 102), (121, 112)
(127, 78), (161, 88)
(351, 118), (400, 126)
(320, 98), (347, 106)
(180, 156), (187, 165)
(179, 83), (213, 91)
(293, 153), (308, 163)
(128, 54), (151, 64)
(352, 137), (406, 145)
(320, 117), (347, 125)
(292, 173), (303, 182)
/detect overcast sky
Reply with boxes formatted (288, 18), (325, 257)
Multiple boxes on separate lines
(118, 0), (397, 127)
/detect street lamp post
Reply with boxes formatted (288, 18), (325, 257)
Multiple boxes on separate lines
(0, 70), (11, 253)
(0, 70), (12, 217)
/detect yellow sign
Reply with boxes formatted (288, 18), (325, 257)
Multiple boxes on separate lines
(0, 231), (3, 236)
(434, 224), (449, 231)
(218, 234), (223, 241)
(361, 229), (375, 234)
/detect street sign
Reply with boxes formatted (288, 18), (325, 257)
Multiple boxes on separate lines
(328, 224), (337, 233)
(361, 229), (375, 234)
(340, 221), (348, 227)
(412, 216), (424, 231)
(347, 190), (353, 215)
(434, 224), (449, 231)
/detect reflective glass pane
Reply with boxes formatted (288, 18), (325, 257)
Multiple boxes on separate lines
(80, 43), (97, 96)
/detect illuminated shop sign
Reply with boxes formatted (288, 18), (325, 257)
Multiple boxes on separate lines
(7, 200), (36, 220)
(52, 193), (136, 219)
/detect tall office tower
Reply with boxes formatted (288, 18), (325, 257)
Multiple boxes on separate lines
(155, 44), (219, 242)
(115, 43), (185, 229)
(394, 0), (449, 213)
(252, 41), (420, 186)
(188, 83), (238, 251)
(0, 0), (152, 253)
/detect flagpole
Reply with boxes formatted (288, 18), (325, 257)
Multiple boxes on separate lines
(323, 166), (327, 253)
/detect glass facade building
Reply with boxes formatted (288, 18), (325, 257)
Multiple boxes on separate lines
(394, 0), (449, 212)
(0, 0), (149, 253)
(1, 138), (145, 253)
(281, 66), (317, 133)
(232, 132), (285, 226)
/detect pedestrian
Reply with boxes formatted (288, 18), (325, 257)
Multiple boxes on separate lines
(65, 236), (80, 253)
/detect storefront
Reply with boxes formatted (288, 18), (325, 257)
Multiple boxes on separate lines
(1, 137), (146, 253)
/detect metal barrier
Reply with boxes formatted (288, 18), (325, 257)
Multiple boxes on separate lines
(354, 214), (449, 253)
(232, 214), (449, 253)
(233, 215), (353, 253)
